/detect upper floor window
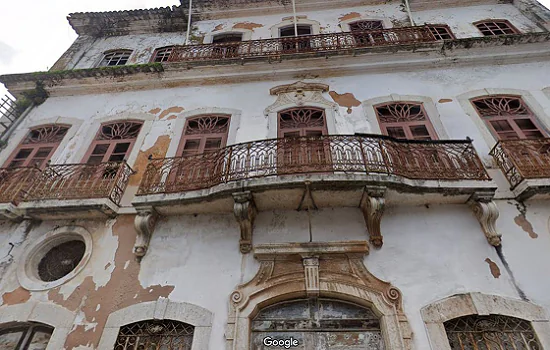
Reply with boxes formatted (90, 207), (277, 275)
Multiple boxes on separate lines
(349, 20), (384, 31)
(99, 50), (132, 67)
(444, 314), (542, 349)
(115, 320), (194, 350)
(278, 107), (327, 137)
(3, 125), (69, 169)
(151, 46), (174, 63)
(471, 96), (546, 140)
(427, 24), (455, 40)
(280, 24), (312, 37)
(0, 322), (53, 350)
(84, 121), (143, 164)
(177, 115), (231, 157)
(375, 102), (438, 140)
(251, 299), (384, 349)
(474, 20), (520, 36)
(212, 33), (243, 44)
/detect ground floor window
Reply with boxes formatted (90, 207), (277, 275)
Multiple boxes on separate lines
(0, 322), (53, 350)
(114, 320), (194, 350)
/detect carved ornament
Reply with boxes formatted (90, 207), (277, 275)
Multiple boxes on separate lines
(133, 208), (159, 261)
(233, 191), (257, 254)
(469, 192), (501, 246)
(265, 81), (337, 115)
(360, 186), (387, 248)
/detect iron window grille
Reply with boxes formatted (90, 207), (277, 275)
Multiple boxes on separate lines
(99, 50), (133, 67)
(0, 322), (53, 350)
(349, 20), (384, 31)
(474, 20), (520, 36)
(115, 320), (194, 350)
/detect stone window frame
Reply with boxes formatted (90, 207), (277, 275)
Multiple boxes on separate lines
(97, 298), (213, 350)
(16, 226), (93, 291)
(0, 117), (82, 169)
(270, 18), (321, 38)
(0, 302), (76, 350)
(362, 95), (449, 139)
(339, 16), (393, 32)
(165, 107), (242, 158)
(421, 292), (550, 350)
(203, 28), (253, 44)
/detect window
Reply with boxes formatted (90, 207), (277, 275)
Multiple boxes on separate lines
(212, 33), (243, 44)
(211, 34), (243, 58)
(177, 115), (230, 157)
(84, 121), (143, 164)
(3, 125), (69, 169)
(251, 299), (384, 349)
(445, 315), (542, 349)
(471, 96), (546, 140)
(38, 240), (86, 282)
(474, 20), (520, 36)
(151, 46), (174, 63)
(0, 322), (53, 350)
(349, 20), (384, 31)
(375, 102), (438, 140)
(278, 107), (327, 138)
(428, 24), (455, 40)
(115, 320), (194, 350)
(280, 24), (312, 37)
(99, 50), (132, 67)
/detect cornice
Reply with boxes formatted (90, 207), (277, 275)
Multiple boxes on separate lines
(1, 33), (548, 98)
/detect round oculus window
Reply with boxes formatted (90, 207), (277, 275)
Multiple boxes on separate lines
(37, 240), (86, 282)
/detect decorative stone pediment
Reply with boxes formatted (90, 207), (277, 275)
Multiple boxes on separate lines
(226, 241), (412, 350)
(265, 81), (337, 115)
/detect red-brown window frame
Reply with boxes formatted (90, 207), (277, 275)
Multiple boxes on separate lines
(473, 19), (520, 36)
(471, 95), (547, 140)
(348, 20), (385, 32)
(82, 120), (143, 164)
(277, 107), (328, 138)
(150, 46), (174, 63)
(176, 115), (231, 157)
(3, 124), (70, 169)
(374, 102), (439, 140)
(426, 24), (456, 40)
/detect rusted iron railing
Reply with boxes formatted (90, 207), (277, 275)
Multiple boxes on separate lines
(25, 161), (135, 205)
(168, 26), (436, 63)
(0, 94), (20, 140)
(490, 139), (550, 189)
(0, 167), (42, 205)
(138, 135), (490, 195)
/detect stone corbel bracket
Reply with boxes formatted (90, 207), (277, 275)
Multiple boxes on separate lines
(233, 191), (257, 254)
(468, 192), (501, 246)
(360, 186), (387, 249)
(302, 256), (320, 297)
(133, 208), (159, 261)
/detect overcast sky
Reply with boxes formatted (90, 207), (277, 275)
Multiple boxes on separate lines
(1, 0), (549, 97)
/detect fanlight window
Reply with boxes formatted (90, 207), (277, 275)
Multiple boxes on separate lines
(428, 24), (455, 40)
(0, 322), (53, 350)
(251, 299), (385, 349)
(152, 46), (174, 63)
(177, 115), (230, 157)
(3, 125), (69, 168)
(471, 96), (546, 140)
(444, 315), (542, 350)
(38, 240), (86, 282)
(278, 107), (327, 138)
(474, 20), (520, 36)
(349, 20), (384, 31)
(212, 33), (243, 43)
(99, 50), (132, 67)
(375, 102), (438, 140)
(280, 24), (312, 37)
(84, 121), (143, 164)
(115, 320), (194, 350)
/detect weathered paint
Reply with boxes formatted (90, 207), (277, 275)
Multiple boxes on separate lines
(329, 91), (361, 114)
(1, 286), (31, 305)
(158, 106), (184, 120)
(233, 22), (263, 30)
(485, 258), (501, 279)
(514, 214), (539, 239)
(128, 135), (172, 186)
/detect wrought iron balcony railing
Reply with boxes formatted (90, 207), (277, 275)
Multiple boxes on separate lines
(490, 139), (550, 189)
(167, 26), (437, 63)
(0, 94), (20, 140)
(24, 161), (135, 205)
(138, 135), (490, 196)
(0, 167), (41, 205)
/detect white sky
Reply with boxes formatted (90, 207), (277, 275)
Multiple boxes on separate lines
(0, 0), (549, 97)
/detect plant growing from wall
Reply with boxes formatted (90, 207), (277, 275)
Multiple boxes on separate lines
(14, 81), (49, 114)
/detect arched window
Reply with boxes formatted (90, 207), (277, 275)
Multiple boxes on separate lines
(348, 20), (384, 31)
(99, 50), (133, 67)
(471, 96), (546, 140)
(3, 125), (69, 168)
(278, 107), (327, 138)
(374, 102), (438, 140)
(444, 315), (542, 349)
(151, 46), (174, 63)
(251, 299), (384, 349)
(177, 115), (230, 157)
(474, 20), (520, 36)
(114, 320), (194, 350)
(0, 322), (53, 350)
(84, 121), (143, 164)
(211, 33), (243, 59)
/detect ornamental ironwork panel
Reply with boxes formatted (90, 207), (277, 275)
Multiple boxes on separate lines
(279, 108), (326, 129)
(490, 139), (550, 189)
(115, 320), (194, 350)
(23, 125), (69, 144)
(184, 115), (230, 135)
(251, 298), (384, 349)
(349, 20), (384, 31)
(137, 135), (490, 196)
(25, 161), (134, 205)
(472, 96), (532, 118)
(375, 103), (427, 123)
(0, 167), (41, 205)
(168, 26), (436, 63)
(444, 315), (541, 350)
(96, 122), (143, 141)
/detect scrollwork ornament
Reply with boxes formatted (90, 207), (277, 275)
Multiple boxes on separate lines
(231, 291), (243, 304)
(471, 200), (501, 246)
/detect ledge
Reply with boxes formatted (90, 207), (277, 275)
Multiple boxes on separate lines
(254, 241), (370, 258)
(19, 198), (120, 220)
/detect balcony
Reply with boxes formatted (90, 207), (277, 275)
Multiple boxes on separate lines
(14, 162), (134, 220)
(491, 139), (550, 200)
(134, 134), (494, 215)
(0, 167), (40, 220)
(167, 26), (437, 65)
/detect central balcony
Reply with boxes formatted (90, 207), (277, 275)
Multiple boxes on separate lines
(134, 135), (494, 215)
(167, 26), (437, 65)
(491, 139), (550, 200)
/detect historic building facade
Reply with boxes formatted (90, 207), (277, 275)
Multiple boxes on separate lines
(0, 0), (550, 349)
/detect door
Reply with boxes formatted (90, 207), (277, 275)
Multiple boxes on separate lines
(349, 20), (386, 47)
(279, 25), (313, 53)
(211, 34), (243, 59)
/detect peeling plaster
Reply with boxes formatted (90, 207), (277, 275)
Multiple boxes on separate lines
(233, 22), (263, 30)
(1, 287), (31, 305)
(158, 106), (184, 120)
(339, 12), (361, 22)
(515, 214), (539, 239)
(129, 135), (172, 186)
(438, 98), (453, 103)
(329, 91), (361, 114)
(485, 258), (501, 279)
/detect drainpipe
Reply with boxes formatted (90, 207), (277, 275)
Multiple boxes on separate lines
(404, 0), (416, 26)
(185, 0), (193, 45)
(292, 0), (298, 36)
